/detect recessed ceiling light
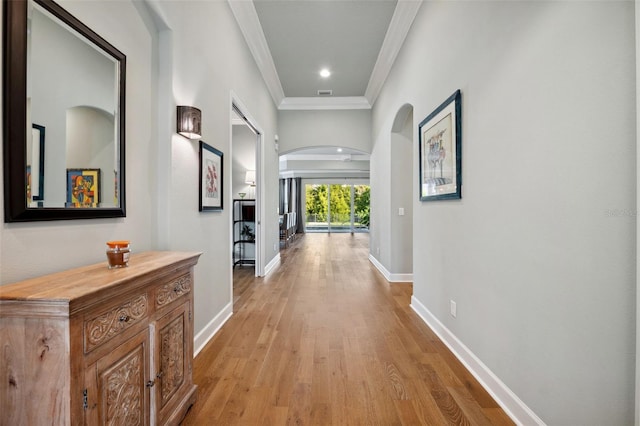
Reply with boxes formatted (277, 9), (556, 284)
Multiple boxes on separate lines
(320, 68), (331, 78)
(337, 148), (343, 152)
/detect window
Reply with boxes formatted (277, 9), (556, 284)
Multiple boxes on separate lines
(305, 184), (369, 233)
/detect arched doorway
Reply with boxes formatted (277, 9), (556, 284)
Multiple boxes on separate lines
(389, 104), (413, 280)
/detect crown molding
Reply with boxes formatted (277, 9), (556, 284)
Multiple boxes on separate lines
(228, 0), (285, 106)
(279, 170), (370, 179)
(278, 96), (371, 110)
(281, 154), (370, 161)
(365, 0), (422, 105)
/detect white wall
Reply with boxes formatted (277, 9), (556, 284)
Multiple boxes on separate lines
(2, 1), (637, 421)
(1, 0), (281, 354)
(232, 124), (257, 199)
(372, 1), (636, 424)
(370, 106), (413, 280)
(149, 0), (279, 336)
(278, 109), (371, 154)
(389, 108), (413, 276)
(636, 1), (640, 423)
(370, 123), (392, 273)
(1, 0), (155, 283)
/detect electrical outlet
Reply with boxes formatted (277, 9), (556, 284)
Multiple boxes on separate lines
(273, 243), (277, 251)
(398, 207), (405, 216)
(376, 247), (380, 255)
(450, 300), (457, 318)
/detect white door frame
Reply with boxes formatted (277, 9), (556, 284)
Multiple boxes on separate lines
(230, 92), (264, 277)
(635, 1), (640, 422)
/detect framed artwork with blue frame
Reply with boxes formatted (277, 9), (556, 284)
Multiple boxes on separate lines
(418, 90), (462, 201)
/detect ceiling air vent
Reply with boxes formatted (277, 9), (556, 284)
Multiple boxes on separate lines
(317, 89), (333, 96)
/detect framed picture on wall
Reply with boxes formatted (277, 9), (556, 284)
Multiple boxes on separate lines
(199, 141), (223, 211)
(418, 90), (462, 201)
(66, 168), (101, 207)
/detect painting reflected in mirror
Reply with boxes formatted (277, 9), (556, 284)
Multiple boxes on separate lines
(28, 123), (45, 203)
(3, 0), (126, 221)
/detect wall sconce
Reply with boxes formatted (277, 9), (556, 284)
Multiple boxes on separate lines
(176, 106), (202, 139)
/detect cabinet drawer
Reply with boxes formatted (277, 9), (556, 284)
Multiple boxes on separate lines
(154, 273), (192, 308)
(84, 293), (149, 353)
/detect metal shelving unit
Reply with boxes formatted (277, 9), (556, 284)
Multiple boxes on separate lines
(233, 199), (255, 268)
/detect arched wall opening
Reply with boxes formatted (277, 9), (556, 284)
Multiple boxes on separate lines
(389, 103), (414, 278)
(66, 106), (116, 207)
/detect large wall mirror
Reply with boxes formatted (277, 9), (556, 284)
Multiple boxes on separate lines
(3, 0), (126, 222)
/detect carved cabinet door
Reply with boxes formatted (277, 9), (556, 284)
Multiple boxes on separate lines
(152, 300), (190, 423)
(85, 329), (150, 426)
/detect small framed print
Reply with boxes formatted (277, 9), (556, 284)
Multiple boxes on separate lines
(419, 90), (462, 201)
(66, 168), (100, 207)
(199, 141), (223, 211)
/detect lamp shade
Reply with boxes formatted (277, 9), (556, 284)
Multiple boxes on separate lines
(177, 106), (202, 139)
(245, 170), (256, 186)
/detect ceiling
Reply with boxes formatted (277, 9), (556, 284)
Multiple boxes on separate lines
(229, 0), (421, 177)
(229, 0), (422, 110)
(253, 0), (396, 98)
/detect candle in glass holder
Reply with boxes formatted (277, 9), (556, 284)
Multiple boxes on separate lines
(106, 240), (130, 269)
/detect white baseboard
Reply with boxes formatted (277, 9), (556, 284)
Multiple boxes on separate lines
(193, 302), (233, 357)
(264, 252), (281, 276)
(368, 254), (413, 282)
(410, 296), (545, 426)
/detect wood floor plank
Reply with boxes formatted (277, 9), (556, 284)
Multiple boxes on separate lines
(407, 377), (451, 425)
(310, 402), (331, 425)
(361, 355), (405, 424)
(483, 407), (518, 426)
(296, 335), (315, 384)
(286, 382), (312, 425)
(182, 357), (240, 424)
(449, 386), (494, 426)
(261, 405), (289, 425)
(327, 348), (349, 425)
(420, 353), (464, 388)
(181, 233), (514, 425)
(310, 348), (331, 406)
(432, 340), (502, 409)
(393, 399), (423, 425)
(238, 386), (272, 425)
(213, 381), (246, 425)
(270, 349), (301, 407)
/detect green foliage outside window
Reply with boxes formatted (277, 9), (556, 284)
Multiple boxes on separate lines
(354, 185), (370, 227)
(305, 184), (370, 228)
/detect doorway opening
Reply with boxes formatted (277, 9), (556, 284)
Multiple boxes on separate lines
(230, 101), (262, 277)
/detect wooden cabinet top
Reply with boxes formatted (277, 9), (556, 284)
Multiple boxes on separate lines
(0, 251), (201, 312)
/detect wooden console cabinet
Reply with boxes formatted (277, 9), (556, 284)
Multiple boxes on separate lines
(0, 251), (201, 425)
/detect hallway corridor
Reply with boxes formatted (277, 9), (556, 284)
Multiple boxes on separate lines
(182, 234), (513, 425)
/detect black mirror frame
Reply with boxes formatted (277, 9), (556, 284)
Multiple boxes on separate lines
(3, 0), (126, 222)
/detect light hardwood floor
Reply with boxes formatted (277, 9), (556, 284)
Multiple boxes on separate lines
(182, 233), (514, 425)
